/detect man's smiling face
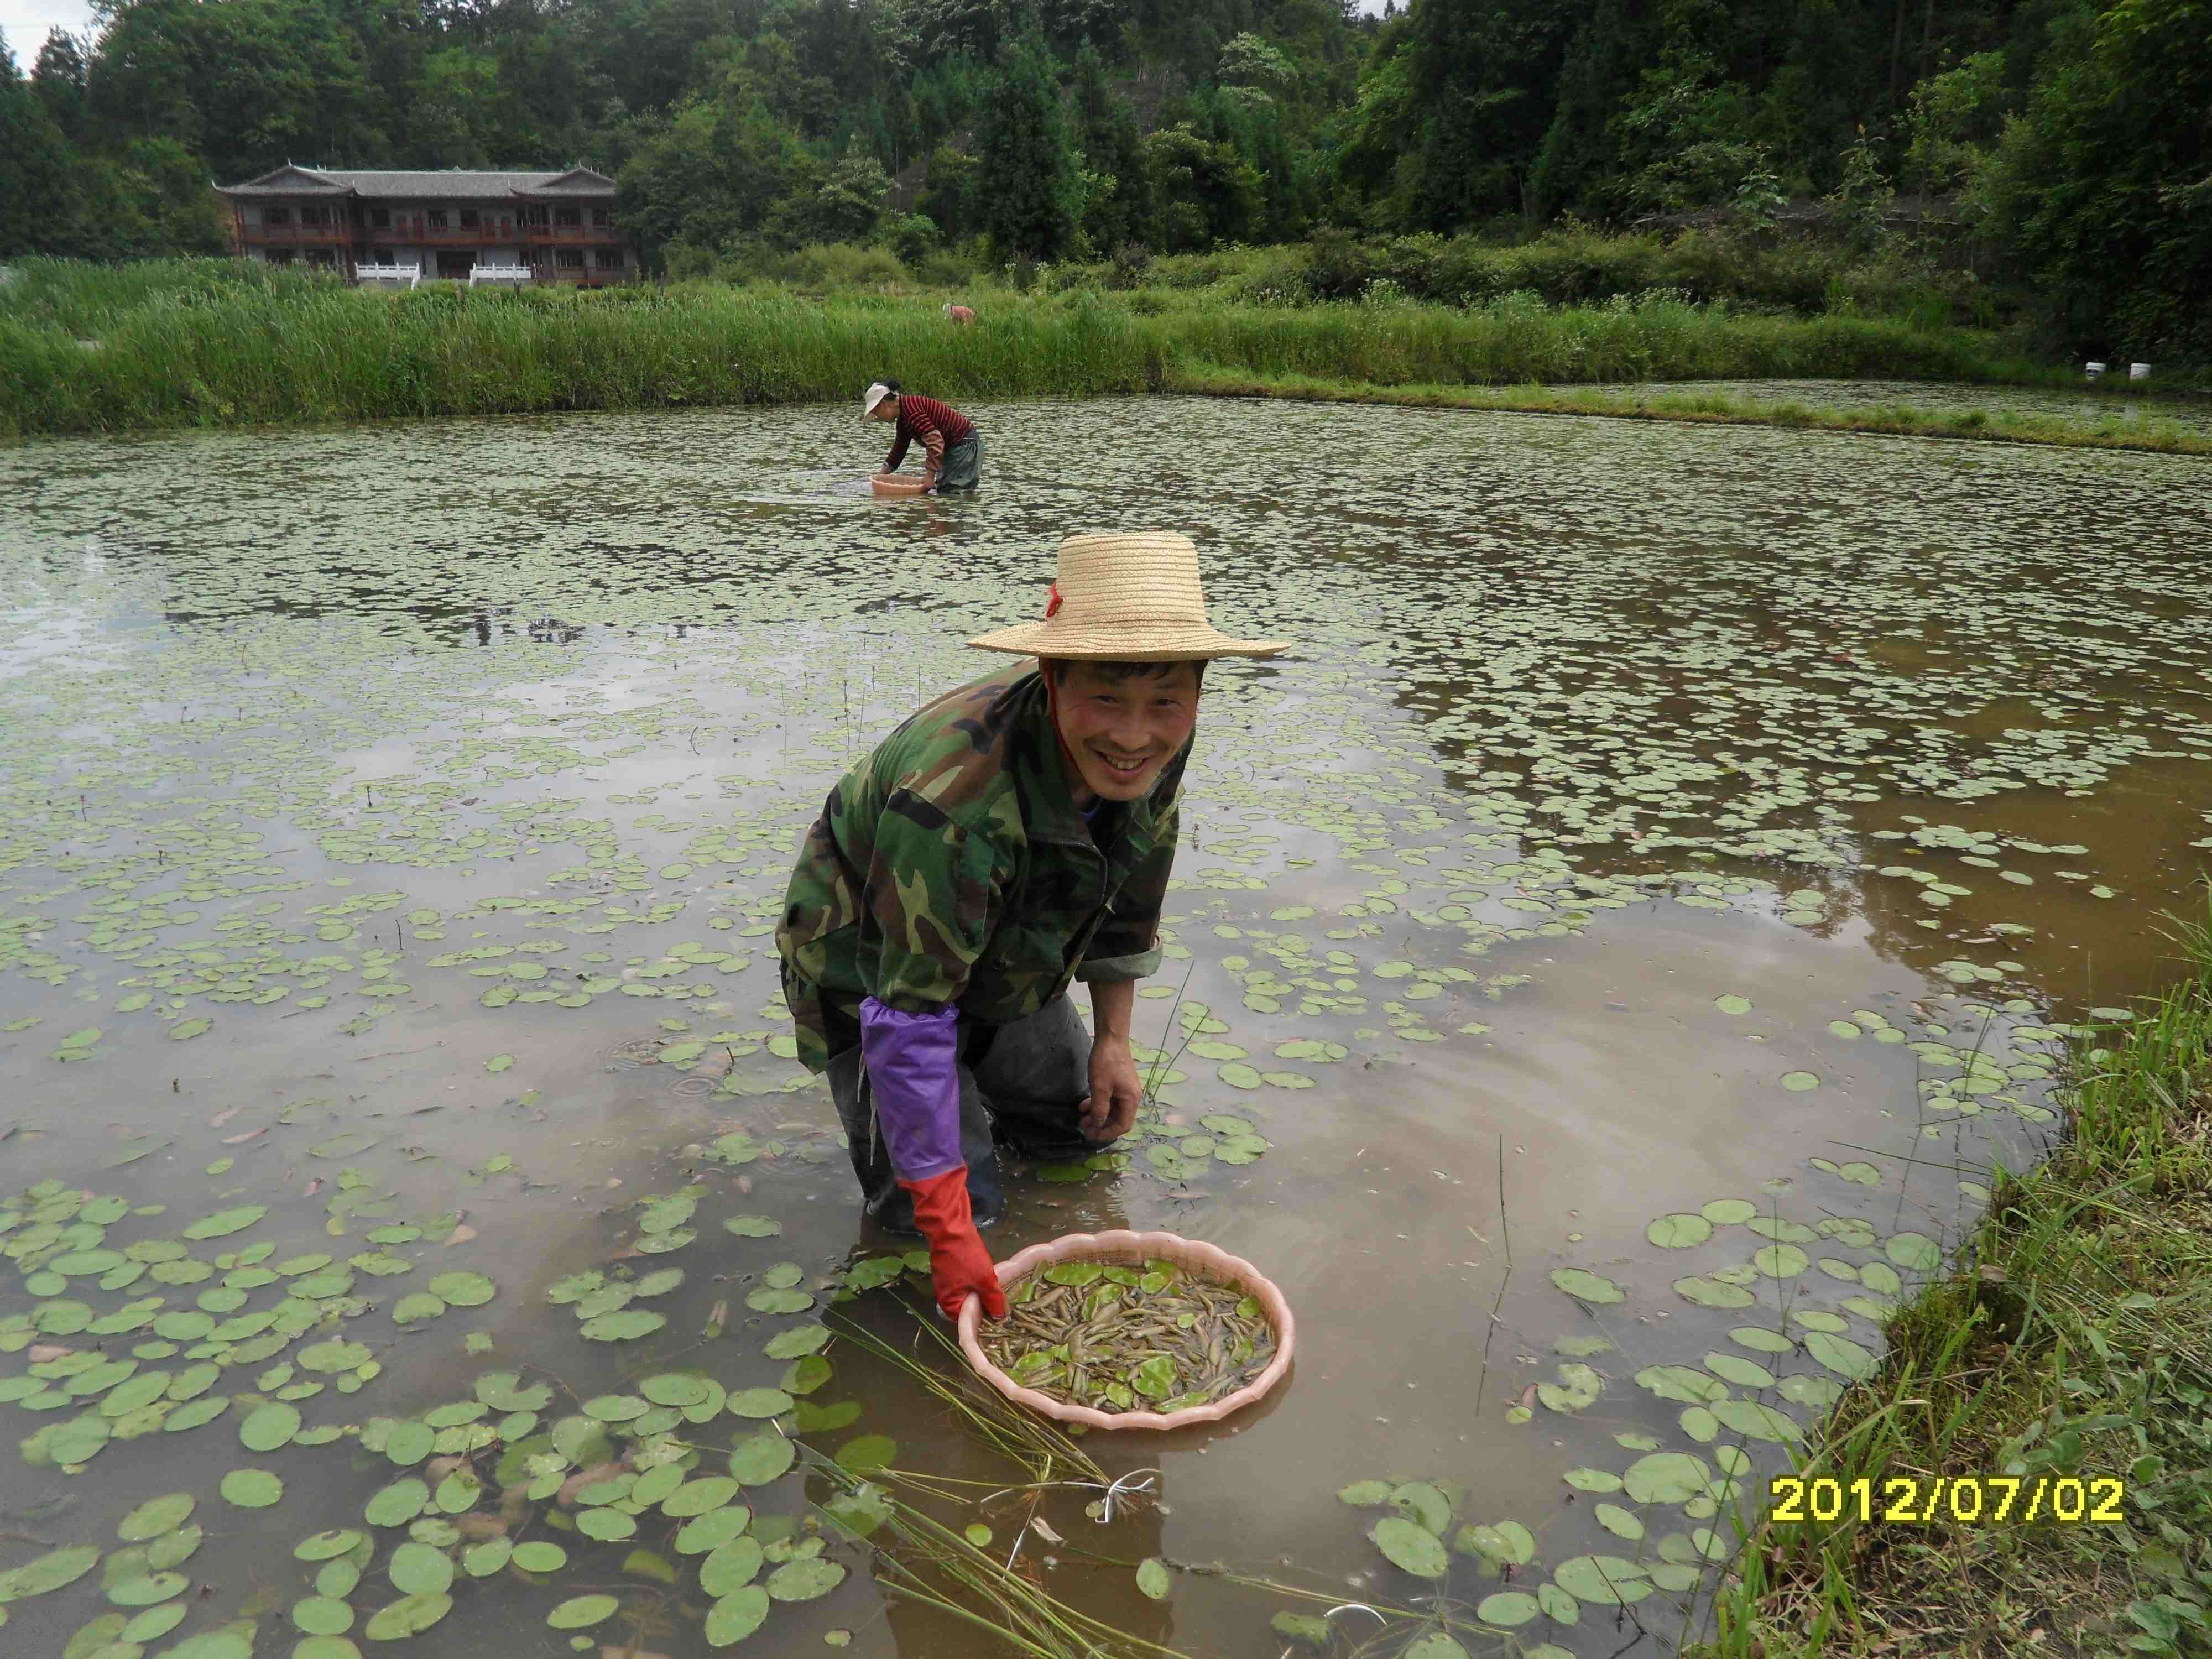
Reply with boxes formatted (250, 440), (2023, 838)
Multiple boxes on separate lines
(1050, 660), (1201, 804)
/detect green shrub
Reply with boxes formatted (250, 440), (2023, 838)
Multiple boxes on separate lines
(769, 243), (911, 291)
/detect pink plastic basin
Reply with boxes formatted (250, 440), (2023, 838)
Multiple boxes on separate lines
(957, 1229), (1295, 1431)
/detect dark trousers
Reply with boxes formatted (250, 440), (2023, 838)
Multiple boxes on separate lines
(935, 432), (982, 491)
(828, 994), (1093, 1233)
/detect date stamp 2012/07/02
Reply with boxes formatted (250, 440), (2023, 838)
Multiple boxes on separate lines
(1770, 1476), (2126, 1525)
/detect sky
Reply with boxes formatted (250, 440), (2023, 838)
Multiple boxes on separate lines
(1, 0), (89, 63)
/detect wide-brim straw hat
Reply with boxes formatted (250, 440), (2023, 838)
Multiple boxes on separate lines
(968, 532), (1287, 661)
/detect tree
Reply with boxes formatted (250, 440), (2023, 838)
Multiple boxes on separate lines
(1144, 121), (1260, 248)
(1070, 42), (1150, 248)
(768, 140), (891, 244)
(2, 34), (81, 256)
(617, 74), (817, 269)
(973, 35), (1078, 258)
(1399, 0), (1590, 228)
(32, 28), (90, 142)
(1983, 0), (2212, 357)
(1528, 0), (1655, 218)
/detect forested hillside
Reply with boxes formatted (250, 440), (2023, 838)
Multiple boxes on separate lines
(0, 0), (2203, 356)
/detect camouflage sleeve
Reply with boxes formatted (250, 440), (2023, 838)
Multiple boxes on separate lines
(863, 787), (1001, 1011)
(1076, 799), (1176, 983)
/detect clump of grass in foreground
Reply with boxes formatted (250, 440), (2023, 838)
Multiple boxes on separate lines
(1170, 372), (2212, 459)
(1697, 891), (2212, 1659)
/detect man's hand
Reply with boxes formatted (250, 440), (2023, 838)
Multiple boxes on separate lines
(1081, 1031), (1144, 1143)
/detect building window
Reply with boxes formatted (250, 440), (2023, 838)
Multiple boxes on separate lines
(304, 248), (336, 267)
(427, 208), (448, 229)
(591, 207), (610, 227)
(460, 208), (478, 228)
(593, 249), (623, 269)
(265, 206), (291, 226)
(555, 206), (580, 227)
(371, 207), (390, 228)
(267, 248), (296, 264)
(526, 206), (549, 227)
(371, 247), (395, 265)
(556, 249), (585, 268)
(299, 204), (327, 227)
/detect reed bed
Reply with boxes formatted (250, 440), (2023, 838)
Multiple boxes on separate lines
(0, 257), (2108, 442)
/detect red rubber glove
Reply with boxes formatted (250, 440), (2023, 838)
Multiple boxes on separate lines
(899, 1166), (1006, 1321)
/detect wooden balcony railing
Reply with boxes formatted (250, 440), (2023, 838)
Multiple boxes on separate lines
(525, 223), (623, 244)
(243, 222), (353, 246)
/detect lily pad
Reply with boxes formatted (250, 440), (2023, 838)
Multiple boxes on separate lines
(1646, 1213), (1713, 1248)
(219, 1468), (283, 1508)
(705, 1585), (770, 1645)
(728, 1431), (796, 1486)
(362, 1591), (452, 1639)
(1370, 1516), (1449, 1578)
(118, 1493), (195, 1542)
(580, 1308), (667, 1342)
(547, 1594), (619, 1629)
(1548, 1268), (1624, 1305)
(766, 1558), (846, 1601)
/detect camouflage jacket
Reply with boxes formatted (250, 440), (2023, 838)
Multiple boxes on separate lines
(776, 667), (1182, 1073)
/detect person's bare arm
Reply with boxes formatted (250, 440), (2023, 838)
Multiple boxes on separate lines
(1083, 978), (1142, 1142)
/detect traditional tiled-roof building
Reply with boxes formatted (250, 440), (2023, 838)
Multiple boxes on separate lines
(215, 166), (635, 287)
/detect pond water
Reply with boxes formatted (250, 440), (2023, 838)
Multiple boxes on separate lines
(3, 397), (2209, 1659)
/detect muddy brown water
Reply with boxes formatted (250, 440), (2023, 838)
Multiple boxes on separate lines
(2, 397), (2208, 1658)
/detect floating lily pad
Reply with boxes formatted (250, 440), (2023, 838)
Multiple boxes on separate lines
(701, 1537), (765, 1595)
(220, 1468), (283, 1508)
(363, 1591), (452, 1639)
(1646, 1213), (1712, 1248)
(1548, 1269), (1624, 1305)
(427, 1271), (495, 1307)
(1370, 1516), (1449, 1578)
(705, 1585), (770, 1645)
(581, 1309), (667, 1342)
(547, 1594), (619, 1629)
(766, 1557), (846, 1601)
(118, 1493), (195, 1542)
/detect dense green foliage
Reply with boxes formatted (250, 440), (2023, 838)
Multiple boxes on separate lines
(0, 0), (2201, 357)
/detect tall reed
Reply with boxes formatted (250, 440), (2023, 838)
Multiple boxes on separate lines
(1, 258), (2075, 441)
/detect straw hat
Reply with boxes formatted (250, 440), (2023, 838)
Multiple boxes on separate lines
(968, 532), (1287, 661)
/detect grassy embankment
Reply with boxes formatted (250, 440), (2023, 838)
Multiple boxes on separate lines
(1699, 901), (2212, 1659)
(1, 257), (2206, 455)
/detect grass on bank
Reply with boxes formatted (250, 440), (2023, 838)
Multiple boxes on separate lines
(3, 257), (2203, 455)
(1699, 894), (2212, 1659)
(1178, 372), (2212, 458)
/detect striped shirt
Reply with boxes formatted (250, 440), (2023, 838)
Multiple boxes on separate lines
(884, 395), (977, 471)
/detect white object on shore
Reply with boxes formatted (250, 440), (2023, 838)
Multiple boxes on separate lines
(2085, 361), (2106, 379)
(469, 264), (532, 289)
(357, 261), (422, 291)
(2130, 362), (2151, 382)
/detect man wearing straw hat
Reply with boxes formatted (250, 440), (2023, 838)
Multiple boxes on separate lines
(776, 532), (1285, 1321)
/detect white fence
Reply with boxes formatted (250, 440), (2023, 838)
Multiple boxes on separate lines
(468, 264), (535, 289)
(355, 262), (421, 291)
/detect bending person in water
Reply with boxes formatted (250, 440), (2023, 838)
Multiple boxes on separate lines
(776, 532), (1287, 1319)
(864, 380), (982, 493)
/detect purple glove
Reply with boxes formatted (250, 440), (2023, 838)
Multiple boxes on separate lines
(860, 998), (962, 1181)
